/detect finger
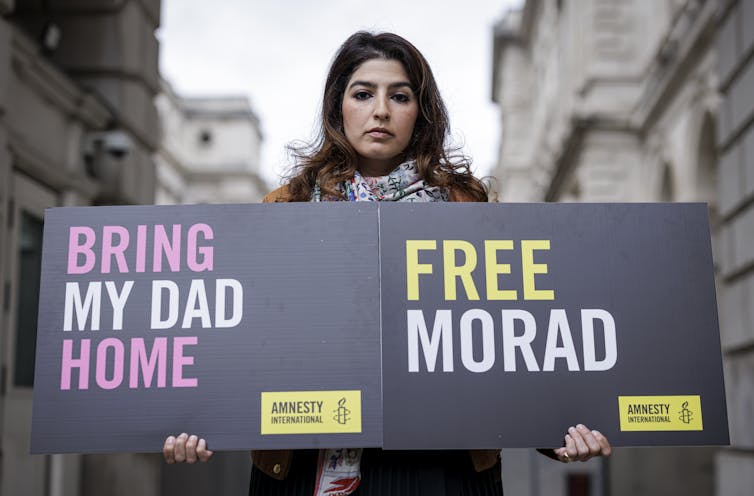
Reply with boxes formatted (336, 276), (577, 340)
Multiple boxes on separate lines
(554, 446), (571, 463)
(163, 436), (176, 464)
(593, 430), (612, 457)
(174, 433), (188, 463)
(564, 433), (578, 459)
(577, 424), (601, 456)
(185, 435), (198, 464)
(568, 426), (590, 461)
(197, 438), (214, 462)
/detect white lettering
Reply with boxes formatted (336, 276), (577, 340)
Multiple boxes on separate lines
(407, 309), (454, 372)
(460, 309), (495, 373)
(581, 309), (617, 371)
(501, 309), (540, 371)
(543, 309), (580, 371)
(151, 280), (178, 329)
(63, 282), (102, 331)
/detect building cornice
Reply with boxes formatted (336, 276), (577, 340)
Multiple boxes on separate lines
(39, 0), (160, 30)
(632, 0), (717, 134)
(11, 30), (111, 128)
(491, 0), (537, 103)
(544, 116), (638, 202)
(159, 77), (264, 141)
(156, 147), (267, 192)
(6, 127), (100, 199)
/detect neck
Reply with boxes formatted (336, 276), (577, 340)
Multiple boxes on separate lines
(357, 156), (404, 177)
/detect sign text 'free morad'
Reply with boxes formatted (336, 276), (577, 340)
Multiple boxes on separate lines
(379, 203), (727, 449)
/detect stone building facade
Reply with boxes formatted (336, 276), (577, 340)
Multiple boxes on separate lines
(714, 0), (754, 493)
(155, 78), (266, 205)
(0, 1), (269, 494)
(0, 1), (163, 495)
(491, 0), (746, 494)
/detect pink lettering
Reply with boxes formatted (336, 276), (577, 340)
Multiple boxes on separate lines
(59, 337), (199, 390)
(187, 224), (214, 272)
(101, 226), (130, 273)
(154, 225), (181, 272)
(67, 227), (96, 274)
(66, 224), (214, 274)
(95, 338), (124, 389)
(135, 225), (147, 273)
(129, 337), (167, 388)
(172, 336), (198, 387)
(61, 339), (90, 390)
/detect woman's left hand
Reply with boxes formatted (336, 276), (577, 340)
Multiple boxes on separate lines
(553, 424), (611, 463)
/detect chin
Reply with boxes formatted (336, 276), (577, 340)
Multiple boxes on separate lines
(360, 148), (403, 162)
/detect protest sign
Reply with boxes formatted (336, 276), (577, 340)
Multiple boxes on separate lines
(31, 203), (728, 453)
(379, 203), (728, 448)
(31, 203), (382, 453)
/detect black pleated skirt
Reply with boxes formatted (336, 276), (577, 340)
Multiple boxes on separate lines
(249, 449), (503, 496)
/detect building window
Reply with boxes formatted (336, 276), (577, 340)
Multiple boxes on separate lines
(14, 211), (44, 388)
(198, 129), (213, 147)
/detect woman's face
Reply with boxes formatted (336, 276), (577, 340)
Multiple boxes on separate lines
(341, 58), (419, 177)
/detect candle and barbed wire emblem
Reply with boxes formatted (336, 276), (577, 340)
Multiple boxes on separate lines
(679, 401), (693, 424)
(334, 397), (351, 425)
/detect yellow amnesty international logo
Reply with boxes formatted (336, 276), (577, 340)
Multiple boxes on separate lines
(261, 390), (362, 435)
(618, 395), (703, 431)
(333, 397), (351, 425)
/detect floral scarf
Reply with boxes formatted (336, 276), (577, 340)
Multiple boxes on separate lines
(311, 160), (446, 496)
(312, 160), (448, 203)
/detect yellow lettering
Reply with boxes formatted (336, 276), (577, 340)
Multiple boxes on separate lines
(443, 240), (480, 301)
(521, 240), (554, 300)
(484, 240), (518, 300)
(406, 240), (436, 300)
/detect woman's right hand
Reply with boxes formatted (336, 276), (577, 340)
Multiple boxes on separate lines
(163, 433), (214, 464)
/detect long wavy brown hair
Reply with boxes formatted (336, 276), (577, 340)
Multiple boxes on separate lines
(284, 31), (488, 202)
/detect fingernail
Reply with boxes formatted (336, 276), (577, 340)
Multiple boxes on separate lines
(592, 430), (599, 435)
(568, 426), (576, 432)
(577, 424), (586, 430)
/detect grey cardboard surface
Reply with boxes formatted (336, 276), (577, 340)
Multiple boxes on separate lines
(31, 202), (728, 453)
(31, 203), (382, 453)
(380, 202), (728, 448)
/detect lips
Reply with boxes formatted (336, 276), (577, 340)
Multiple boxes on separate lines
(366, 127), (393, 138)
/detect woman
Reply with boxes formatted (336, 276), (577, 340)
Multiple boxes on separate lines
(163, 31), (611, 495)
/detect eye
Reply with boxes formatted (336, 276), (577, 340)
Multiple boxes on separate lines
(391, 93), (412, 103)
(353, 91), (372, 101)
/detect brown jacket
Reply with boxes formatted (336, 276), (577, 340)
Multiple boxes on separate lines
(252, 183), (500, 480)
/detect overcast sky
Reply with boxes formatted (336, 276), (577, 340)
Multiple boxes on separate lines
(158, 0), (522, 187)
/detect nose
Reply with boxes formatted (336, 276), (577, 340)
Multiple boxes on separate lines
(373, 95), (390, 121)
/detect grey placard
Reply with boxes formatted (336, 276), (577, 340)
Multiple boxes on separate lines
(380, 202), (728, 448)
(31, 203), (382, 453)
(32, 202), (728, 453)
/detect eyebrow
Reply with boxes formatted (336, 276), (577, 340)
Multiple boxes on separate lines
(347, 81), (413, 91)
